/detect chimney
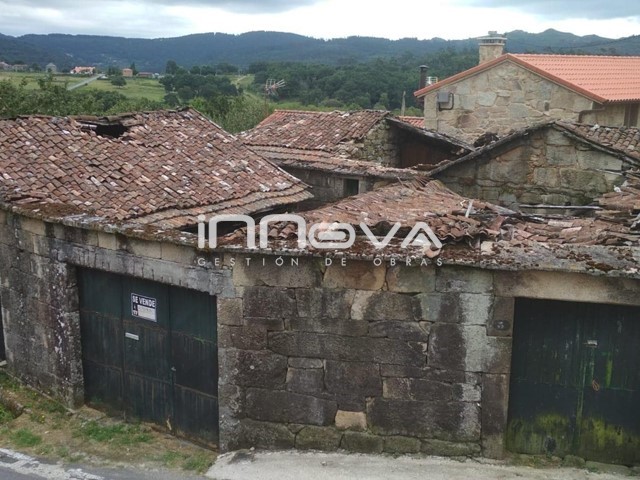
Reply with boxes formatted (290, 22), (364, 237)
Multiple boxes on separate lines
(478, 31), (506, 64)
(419, 65), (429, 90)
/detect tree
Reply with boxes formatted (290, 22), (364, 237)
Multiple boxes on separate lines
(130, 63), (138, 76)
(30, 63), (42, 72)
(106, 66), (120, 76)
(215, 62), (239, 74)
(166, 60), (178, 75)
(111, 76), (127, 88)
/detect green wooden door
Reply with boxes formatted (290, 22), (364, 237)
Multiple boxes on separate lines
(78, 268), (218, 445)
(507, 298), (640, 464)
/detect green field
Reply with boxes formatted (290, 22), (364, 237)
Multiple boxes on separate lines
(0, 71), (259, 106)
(0, 71), (83, 90)
(0, 71), (166, 102)
(81, 77), (166, 102)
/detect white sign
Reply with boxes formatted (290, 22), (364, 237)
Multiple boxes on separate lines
(131, 293), (157, 322)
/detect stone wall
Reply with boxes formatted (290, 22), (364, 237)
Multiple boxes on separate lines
(282, 167), (379, 206)
(0, 209), (233, 408)
(4, 208), (640, 459)
(354, 122), (400, 166)
(421, 61), (625, 142)
(221, 257), (511, 457)
(437, 127), (625, 206)
(220, 257), (640, 457)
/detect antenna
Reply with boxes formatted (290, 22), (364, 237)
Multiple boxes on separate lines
(265, 78), (286, 97)
(264, 78), (286, 117)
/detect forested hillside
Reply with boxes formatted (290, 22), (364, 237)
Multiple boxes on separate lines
(2, 29), (639, 72)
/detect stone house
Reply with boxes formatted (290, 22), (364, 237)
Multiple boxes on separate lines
(414, 33), (640, 143)
(46, 63), (57, 74)
(1, 109), (640, 464)
(240, 110), (471, 205)
(429, 122), (640, 210)
(121, 68), (134, 77)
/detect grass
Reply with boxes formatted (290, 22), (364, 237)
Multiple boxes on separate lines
(82, 77), (166, 102)
(78, 420), (153, 445)
(0, 71), (83, 90)
(0, 370), (216, 473)
(11, 428), (42, 447)
(0, 404), (14, 424)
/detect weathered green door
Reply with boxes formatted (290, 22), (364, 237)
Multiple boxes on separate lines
(78, 268), (218, 445)
(507, 298), (640, 464)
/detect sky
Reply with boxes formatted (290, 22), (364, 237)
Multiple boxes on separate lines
(0, 0), (639, 40)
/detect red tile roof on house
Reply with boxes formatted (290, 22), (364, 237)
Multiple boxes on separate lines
(415, 54), (640, 103)
(397, 116), (425, 129)
(0, 108), (311, 228)
(242, 109), (389, 151)
(241, 110), (472, 177)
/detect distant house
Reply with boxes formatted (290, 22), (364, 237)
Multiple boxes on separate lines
(240, 109), (471, 205)
(0, 62), (10, 71)
(137, 72), (153, 78)
(46, 63), (57, 73)
(415, 32), (640, 142)
(71, 66), (96, 75)
(121, 68), (133, 77)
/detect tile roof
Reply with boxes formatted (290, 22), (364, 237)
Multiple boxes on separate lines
(248, 145), (419, 180)
(241, 110), (472, 178)
(0, 108), (311, 228)
(241, 109), (389, 152)
(415, 54), (640, 103)
(559, 123), (640, 161)
(397, 116), (425, 129)
(219, 179), (639, 259)
(427, 122), (640, 177)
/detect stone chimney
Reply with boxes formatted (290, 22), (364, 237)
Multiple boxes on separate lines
(419, 65), (429, 90)
(478, 31), (506, 64)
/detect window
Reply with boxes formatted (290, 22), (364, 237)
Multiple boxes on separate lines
(344, 178), (360, 197)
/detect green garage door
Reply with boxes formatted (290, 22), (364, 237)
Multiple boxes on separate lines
(78, 268), (218, 446)
(507, 298), (640, 464)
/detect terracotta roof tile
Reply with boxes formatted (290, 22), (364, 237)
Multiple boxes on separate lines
(513, 54), (640, 103)
(0, 108), (311, 227)
(223, 179), (639, 250)
(558, 123), (640, 160)
(242, 109), (389, 151)
(248, 145), (420, 180)
(397, 116), (425, 129)
(415, 54), (640, 103)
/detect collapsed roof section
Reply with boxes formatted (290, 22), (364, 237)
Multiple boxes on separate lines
(217, 178), (640, 275)
(0, 108), (311, 229)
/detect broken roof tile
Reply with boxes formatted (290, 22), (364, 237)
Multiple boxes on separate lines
(0, 108), (311, 227)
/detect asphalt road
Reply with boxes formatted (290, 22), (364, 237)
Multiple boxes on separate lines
(0, 448), (206, 480)
(67, 74), (102, 91)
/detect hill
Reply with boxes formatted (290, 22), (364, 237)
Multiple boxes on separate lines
(1, 29), (639, 72)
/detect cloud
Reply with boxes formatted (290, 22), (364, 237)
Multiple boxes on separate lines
(2, 0), (322, 16)
(455, 0), (640, 20)
(154, 0), (322, 14)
